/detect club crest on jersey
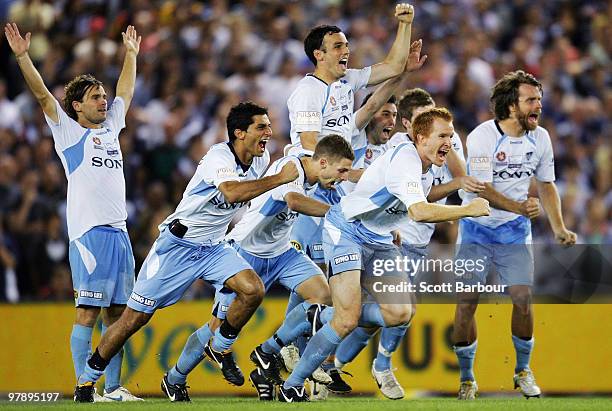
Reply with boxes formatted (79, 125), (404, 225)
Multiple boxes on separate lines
(290, 240), (303, 252)
(92, 136), (103, 150)
(496, 151), (506, 161)
(330, 96), (337, 106)
(105, 142), (119, 156)
(366, 148), (373, 159)
(525, 152), (533, 161)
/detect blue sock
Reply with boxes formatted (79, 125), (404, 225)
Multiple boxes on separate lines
(78, 363), (105, 385)
(335, 327), (373, 366)
(295, 334), (308, 355)
(168, 324), (213, 385)
(262, 302), (311, 354)
(211, 320), (241, 352)
(70, 324), (93, 380)
(319, 306), (334, 324)
(284, 323), (342, 389)
(101, 325), (123, 392)
(454, 340), (478, 382)
(359, 304), (387, 327)
(284, 292), (304, 317)
(512, 335), (534, 374)
(374, 325), (409, 372)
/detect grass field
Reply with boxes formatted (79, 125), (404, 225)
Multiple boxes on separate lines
(1, 397), (611, 410)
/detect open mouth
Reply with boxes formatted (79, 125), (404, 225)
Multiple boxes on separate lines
(258, 138), (269, 151)
(437, 147), (449, 162)
(382, 127), (393, 139)
(339, 58), (348, 70)
(528, 113), (539, 124)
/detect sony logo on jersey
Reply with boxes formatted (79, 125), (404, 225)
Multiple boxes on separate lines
(385, 206), (407, 215)
(433, 177), (443, 186)
(276, 211), (299, 222)
(324, 115), (350, 128)
(208, 197), (249, 210)
(494, 170), (533, 179)
(92, 157), (123, 169)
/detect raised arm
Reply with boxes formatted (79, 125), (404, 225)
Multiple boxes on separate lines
(285, 192), (330, 217)
(218, 162), (299, 204)
(115, 25), (141, 115)
(4, 23), (57, 122)
(367, 3), (414, 86)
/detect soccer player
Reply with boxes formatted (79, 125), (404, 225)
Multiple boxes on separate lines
(452, 70), (577, 399)
(73, 102), (299, 402)
(272, 108), (491, 402)
(5, 23), (142, 401)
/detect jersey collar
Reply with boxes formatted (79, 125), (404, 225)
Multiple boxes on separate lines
(226, 142), (251, 173)
(307, 73), (329, 86)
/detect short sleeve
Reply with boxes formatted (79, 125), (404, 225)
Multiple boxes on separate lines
(344, 67), (372, 91)
(202, 149), (240, 187)
(466, 128), (495, 183)
(288, 82), (325, 134)
(274, 157), (305, 201)
(535, 130), (555, 182)
(105, 96), (126, 134)
(44, 99), (86, 149)
(385, 145), (427, 208)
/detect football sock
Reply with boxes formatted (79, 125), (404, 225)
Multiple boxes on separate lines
(262, 301), (311, 354)
(78, 348), (108, 384)
(101, 325), (123, 392)
(374, 324), (409, 372)
(512, 335), (534, 374)
(454, 340), (478, 382)
(70, 324), (93, 380)
(167, 324), (212, 385)
(335, 327), (373, 366)
(211, 320), (240, 352)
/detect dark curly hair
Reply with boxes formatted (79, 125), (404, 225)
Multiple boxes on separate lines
(63, 74), (103, 120)
(490, 70), (542, 121)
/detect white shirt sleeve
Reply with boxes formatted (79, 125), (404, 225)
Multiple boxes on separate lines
(466, 128), (495, 183)
(451, 132), (466, 162)
(289, 81), (325, 134)
(344, 67), (372, 91)
(385, 146), (427, 208)
(273, 157), (305, 201)
(44, 99), (86, 150)
(105, 96), (126, 134)
(202, 149), (241, 187)
(535, 130), (555, 182)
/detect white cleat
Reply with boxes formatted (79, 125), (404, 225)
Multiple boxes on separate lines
(312, 366), (332, 385)
(514, 369), (541, 398)
(371, 361), (405, 400)
(457, 380), (478, 400)
(280, 344), (300, 372)
(103, 386), (144, 401)
(308, 379), (329, 401)
(93, 388), (112, 402)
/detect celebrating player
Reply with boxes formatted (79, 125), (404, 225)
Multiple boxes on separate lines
(452, 70), (577, 399)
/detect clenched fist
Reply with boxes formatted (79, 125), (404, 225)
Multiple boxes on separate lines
(278, 161), (299, 184)
(520, 197), (540, 219)
(466, 198), (490, 217)
(395, 3), (415, 24)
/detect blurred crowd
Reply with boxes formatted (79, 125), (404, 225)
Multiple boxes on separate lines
(0, 0), (609, 302)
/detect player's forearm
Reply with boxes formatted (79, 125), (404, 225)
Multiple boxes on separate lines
(116, 50), (137, 109)
(408, 201), (473, 223)
(299, 131), (318, 152)
(348, 168), (364, 183)
(14, 53), (56, 117)
(221, 175), (287, 204)
(287, 195), (330, 217)
(537, 181), (566, 233)
(427, 180), (459, 203)
(479, 183), (522, 215)
(355, 76), (402, 130)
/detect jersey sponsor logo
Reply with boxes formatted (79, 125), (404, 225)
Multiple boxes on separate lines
(407, 182), (421, 194)
(130, 291), (156, 307)
(385, 206), (407, 215)
(92, 157), (123, 169)
(290, 240), (302, 251)
(216, 167), (238, 179)
(433, 176), (443, 186)
(324, 115), (350, 128)
(510, 140), (523, 144)
(496, 151), (506, 161)
(333, 253), (359, 265)
(312, 244), (323, 252)
(79, 290), (103, 299)
(493, 169), (533, 179)
(275, 211), (299, 221)
(208, 196), (248, 210)
(296, 111), (321, 127)
(470, 157), (491, 171)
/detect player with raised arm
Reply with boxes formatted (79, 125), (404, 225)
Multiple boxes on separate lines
(452, 70), (577, 400)
(5, 23), (142, 402)
(73, 102), (299, 402)
(270, 108), (490, 402)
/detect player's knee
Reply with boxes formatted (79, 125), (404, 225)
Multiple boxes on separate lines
(303, 287), (331, 305)
(237, 279), (265, 307)
(333, 309), (360, 337)
(382, 305), (413, 326)
(123, 310), (151, 331)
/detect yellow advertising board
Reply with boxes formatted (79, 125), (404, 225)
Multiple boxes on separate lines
(0, 301), (611, 395)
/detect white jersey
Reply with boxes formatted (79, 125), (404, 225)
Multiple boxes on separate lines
(340, 142), (432, 236)
(160, 142), (270, 243)
(227, 155), (314, 258)
(393, 132), (465, 245)
(287, 67), (371, 150)
(463, 119), (555, 228)
(45, 98), (127, 241)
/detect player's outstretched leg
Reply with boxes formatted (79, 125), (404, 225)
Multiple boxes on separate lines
(166, 323), (213, 389)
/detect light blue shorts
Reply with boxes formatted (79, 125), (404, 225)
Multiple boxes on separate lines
(128, 229), (252, 313)
(69, 226), (135, 307)
(455, 217), (534, 287)
(400, 243), (428, 280)
(213, 244), (324, 320)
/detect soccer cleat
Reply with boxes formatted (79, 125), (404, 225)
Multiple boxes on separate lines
(204, 343), (245, 386)
(308, 379), (329, 401)
(250, 345), (284, 385)
(371, 361), (405, 400)
(312, 366), (333, 385)
(74, 381), (95, 403)
(280, 344), (300, 372)
(103, 386), (144, 401)
(514, 369), (541, 398)
(457, 380), (478, 400)
(278, 385), (309, 402)
(93, 388), (112, 402)
(161, 373), (191, 402)
(306, 304), (327, 336)
(249, 368), (275, 401)
(327, 368), (352, 393)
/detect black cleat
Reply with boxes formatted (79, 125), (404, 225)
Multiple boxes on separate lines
(278, 385), (309, 402)
(250, 345), (284, 385)
(327, 368), (353, 393)
(249, 368), (275, 401)
(74, 382), (95, 403)
(204, 343), (245, 386)
(161, 373), (191, 402)
(306, 304), (327, 336)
